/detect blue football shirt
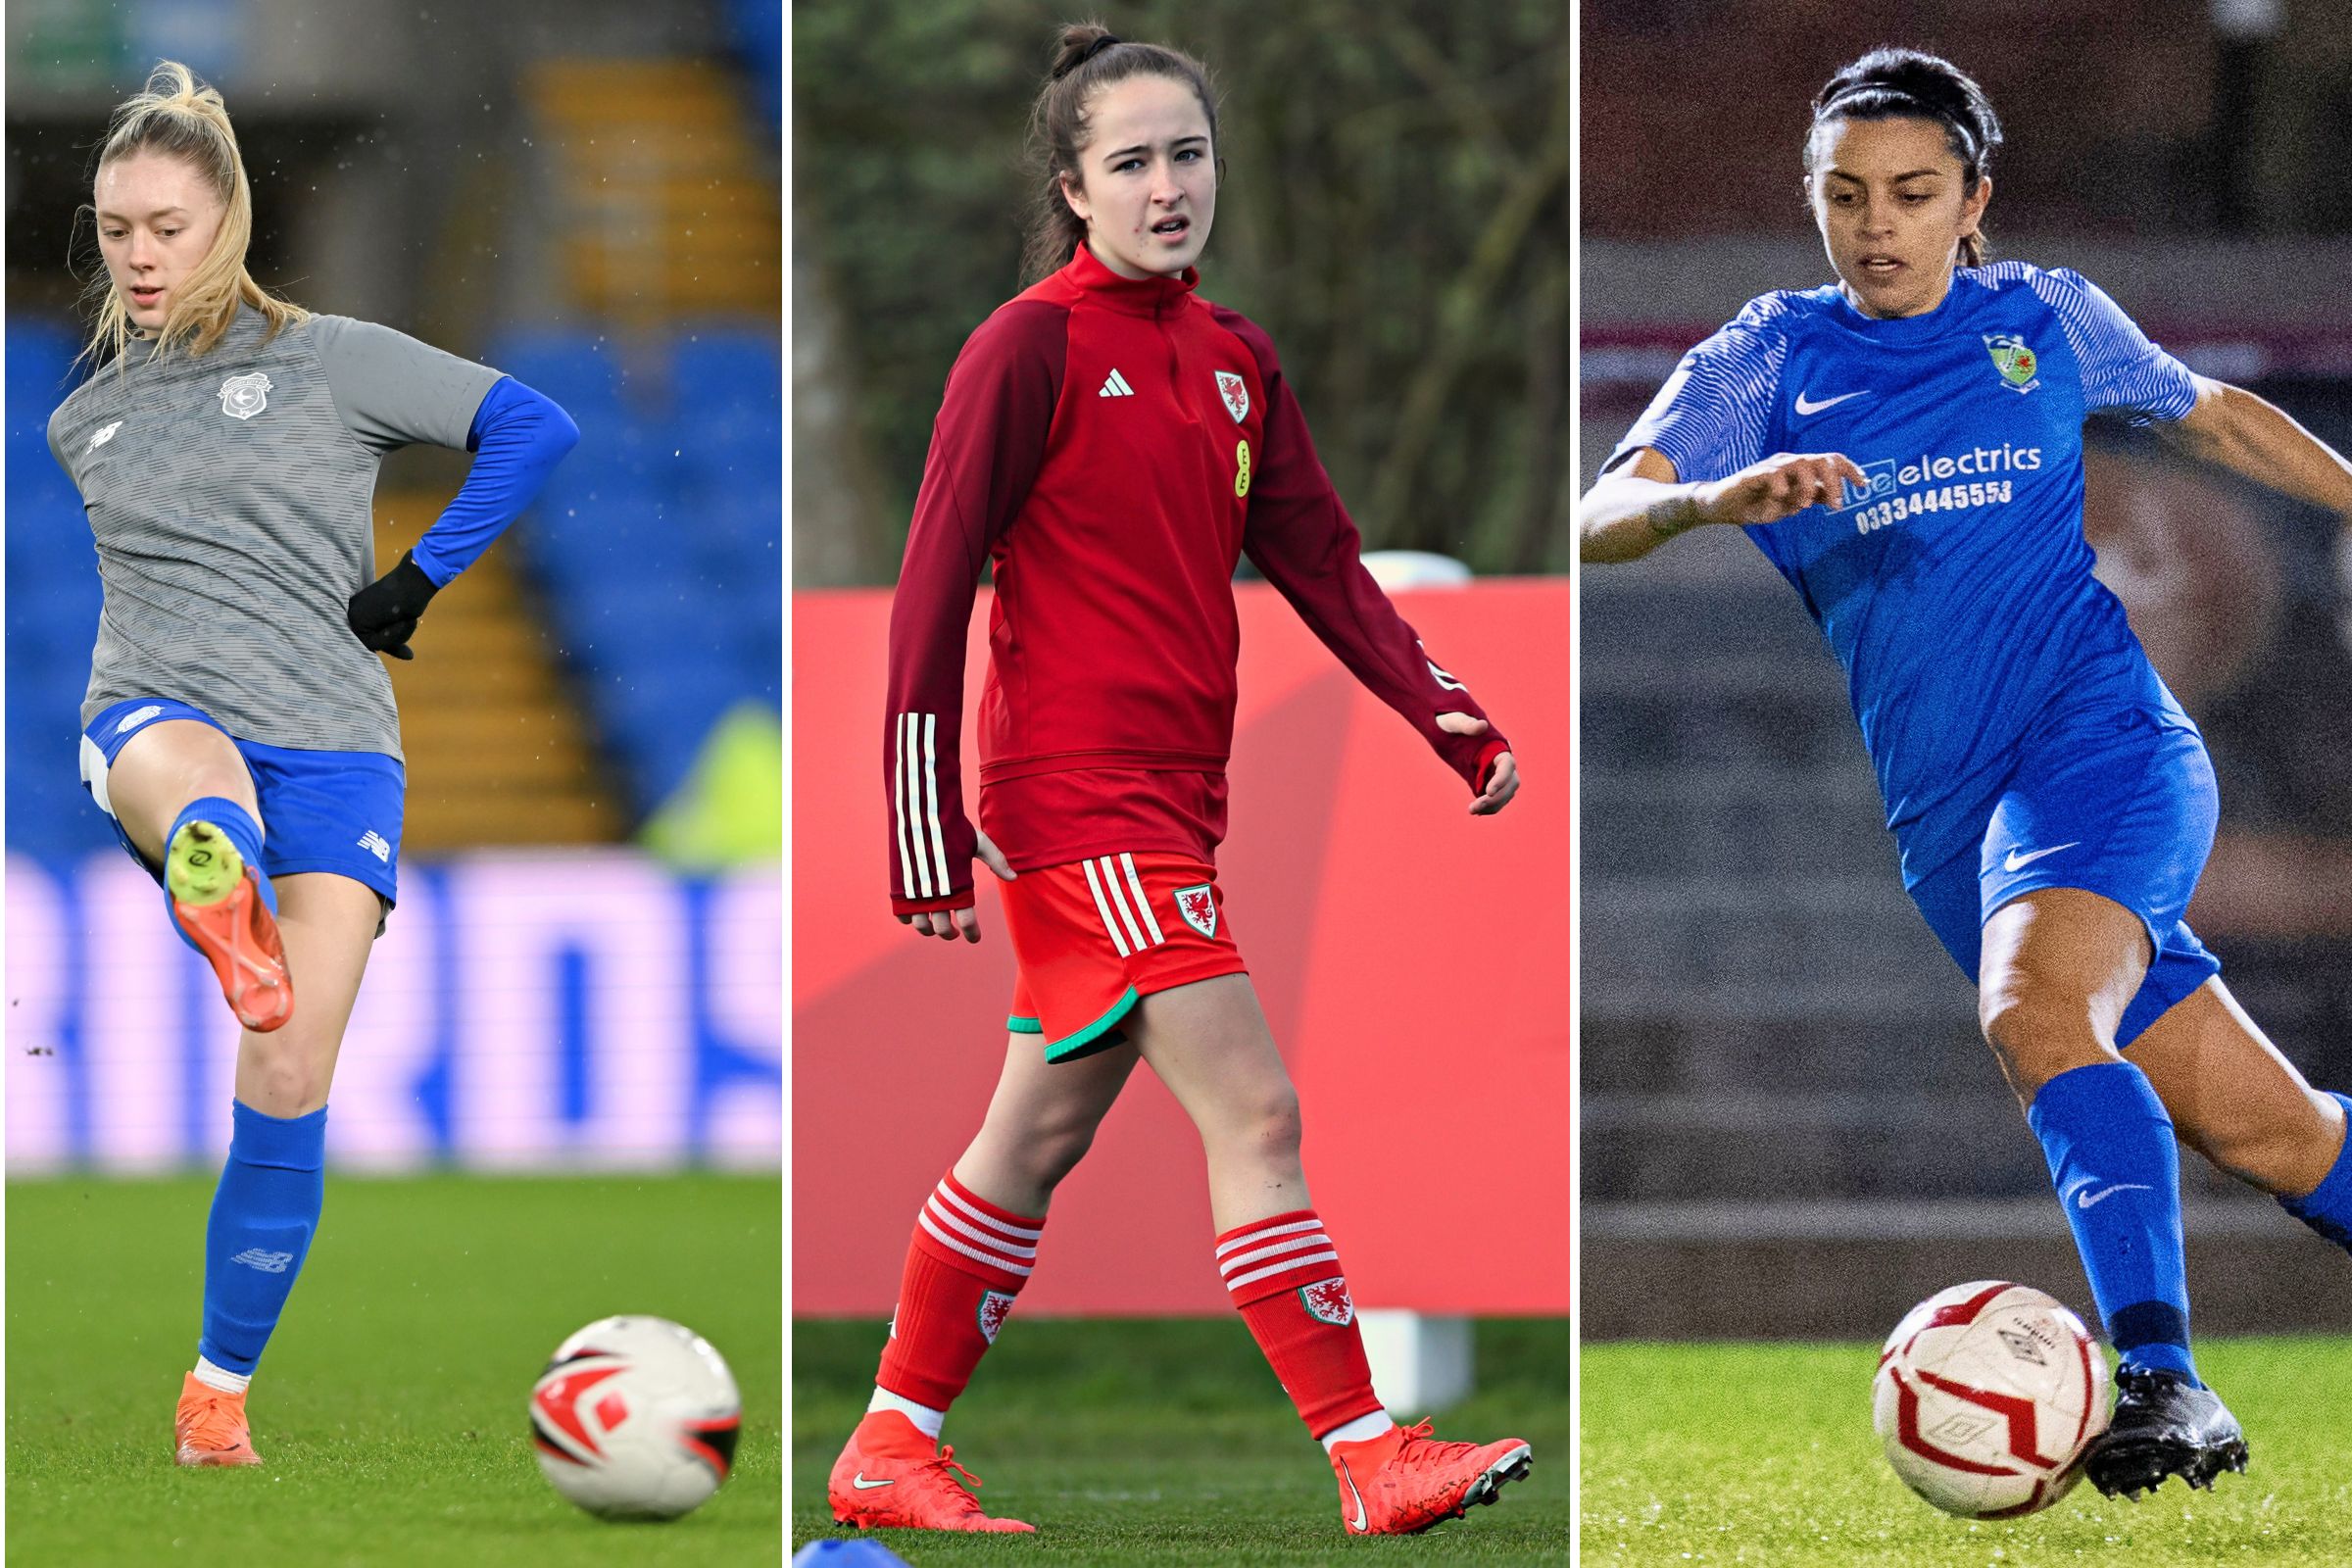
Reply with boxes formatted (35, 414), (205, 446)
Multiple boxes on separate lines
(1611, 263), (2204, 881)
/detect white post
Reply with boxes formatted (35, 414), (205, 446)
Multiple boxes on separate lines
(1358, 1310), (1474, 1412)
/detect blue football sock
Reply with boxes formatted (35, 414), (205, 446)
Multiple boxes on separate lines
(164, 797), (275, 954)
(2278, 1092), (2352, 1254)
(2027, 1060), (2198, 1384)
(198, 1101), (327, 1376)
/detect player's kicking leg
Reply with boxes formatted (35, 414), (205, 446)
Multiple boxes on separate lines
(1131, 974), (1533, 1535)
(93, 711), (292, 1031)
(828, 1027), (1138, 1532)
(176, 872), (378, 1465)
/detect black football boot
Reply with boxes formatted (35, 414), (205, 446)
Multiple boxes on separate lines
(2083, 1365), (2249, 1499)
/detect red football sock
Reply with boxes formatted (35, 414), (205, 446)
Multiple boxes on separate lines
(874, 1172), (1043, 1411)
(1217, 1208), (1384, 1438)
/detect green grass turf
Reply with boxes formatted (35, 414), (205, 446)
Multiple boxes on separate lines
(7, 1172), (781, 1566)
(1583, 1337), (2352, 1567)
(792, 1315), (1573, 1562)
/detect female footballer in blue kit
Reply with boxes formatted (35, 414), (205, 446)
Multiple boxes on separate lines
(1581, 48), (2352, 1496)
(46, 63), (577, 1465)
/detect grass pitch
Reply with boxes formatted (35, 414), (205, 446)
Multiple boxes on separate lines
(792, 1315), (1573, 1563)
(7, 1172), (781, 1566)
(1583, 1337), (2352, 1567)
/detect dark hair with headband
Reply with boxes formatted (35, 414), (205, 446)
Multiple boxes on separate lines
(1018, 20), (1221, 286)
(1807, 48), (2003, 268)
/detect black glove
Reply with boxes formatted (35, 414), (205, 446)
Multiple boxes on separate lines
(346, 550), (441, 661)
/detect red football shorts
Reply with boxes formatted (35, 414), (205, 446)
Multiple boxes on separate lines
(1001, 853), (1248, 1062)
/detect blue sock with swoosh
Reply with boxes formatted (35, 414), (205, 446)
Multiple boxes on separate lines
(2278, 1092), (2352, 1254)
(198, 1101), (328, 1377)
(2027, 1060), (2197, 1384)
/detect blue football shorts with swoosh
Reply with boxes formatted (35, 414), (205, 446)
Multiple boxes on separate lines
(79, 697), (407, 918)
(1904, 698), (2222, 1048)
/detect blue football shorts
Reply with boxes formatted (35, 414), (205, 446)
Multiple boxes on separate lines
(1905, 701), (2221, 1048)
(78, 697), (407, 920)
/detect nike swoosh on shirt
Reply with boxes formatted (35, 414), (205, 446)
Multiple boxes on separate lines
(2002, 842), (2081, 873)
(851, 1473), (896, 1490)
(2077, 1183), (2153, 1209)
(1793, 390), (1869, 416)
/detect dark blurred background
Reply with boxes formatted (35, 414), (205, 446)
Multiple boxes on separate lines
(792, 0), (1571, 587)
(1581, 0), (2352, 1339)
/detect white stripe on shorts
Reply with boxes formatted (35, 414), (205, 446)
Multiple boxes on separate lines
(1082, 858), (1133, 957)
(1098, 856), (1152, 952)
(1120, 853), (1167, 945)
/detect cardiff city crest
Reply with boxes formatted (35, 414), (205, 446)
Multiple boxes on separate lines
(977, 1290), (1016, 1344)
(1983, 333), (2038, 393)
(219, 371), (272, 419)
(1215, 369), (1250, 423)
(1172, 883), (1218, 939)
(1299, 1276), (1355, 1326)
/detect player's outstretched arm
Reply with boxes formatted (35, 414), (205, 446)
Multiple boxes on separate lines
(1579, 447), (1867, 563)
(2162, 376), (2352, 521)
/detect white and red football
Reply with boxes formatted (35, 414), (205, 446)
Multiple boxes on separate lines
(1871, 1281), (2110, 1518)
(530, 1315), (742, 1520)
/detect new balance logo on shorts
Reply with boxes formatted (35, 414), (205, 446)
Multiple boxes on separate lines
(357, 829), (391, 863)
(230, 1248), (293, 1273)
(1082, 854), (1166, 956)
(114, 704), (166, 736)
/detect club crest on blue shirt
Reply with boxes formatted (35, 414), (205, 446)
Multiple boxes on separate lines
(218, 371), (272, 420)
(1983, 333), (2039, 394)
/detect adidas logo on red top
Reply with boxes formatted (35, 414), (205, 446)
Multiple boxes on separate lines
(1098, 368), (1135, 398)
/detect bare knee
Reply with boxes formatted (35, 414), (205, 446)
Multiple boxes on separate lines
(238, 1038), (332, 1117)
(1205, 1081), (1303, 1165)
(1979, 978), (2114, 1101)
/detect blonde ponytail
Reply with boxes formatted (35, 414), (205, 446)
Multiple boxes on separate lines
(77, 61), (308, 368)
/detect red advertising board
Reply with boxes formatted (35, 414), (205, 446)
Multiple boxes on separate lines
(793, 581), (1571, 1315)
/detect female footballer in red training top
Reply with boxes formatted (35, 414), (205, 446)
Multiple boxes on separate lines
(827, 24), (1533, 1539)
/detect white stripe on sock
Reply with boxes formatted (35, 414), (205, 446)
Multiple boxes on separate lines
(925, 1197), (1040, 1261)
(1215, 1216), (1326, 1257)
(934, 1182), (1045, 1243)
(918, 1210), (1035, 1277)
(1224, 1249), (1342, 1291)
(1218, 1232), (1334, 1276)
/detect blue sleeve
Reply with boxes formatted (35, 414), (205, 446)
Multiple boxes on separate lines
(2024, 269), (2199, 425)
(410, 376), (580, 586)
(1606, 306), (1789, 484)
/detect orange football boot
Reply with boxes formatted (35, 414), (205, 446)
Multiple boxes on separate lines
(174, 1371), (262, 1467)
(1329, 1418), (1532, 1535)
(827, 1410), (1035, 1533)
(167, 821), (293, 1033)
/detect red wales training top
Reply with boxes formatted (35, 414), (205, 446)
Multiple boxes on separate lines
(884, 246), (1507, 913)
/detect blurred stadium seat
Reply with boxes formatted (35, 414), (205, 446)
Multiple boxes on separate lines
(490, 322), (782, 813)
